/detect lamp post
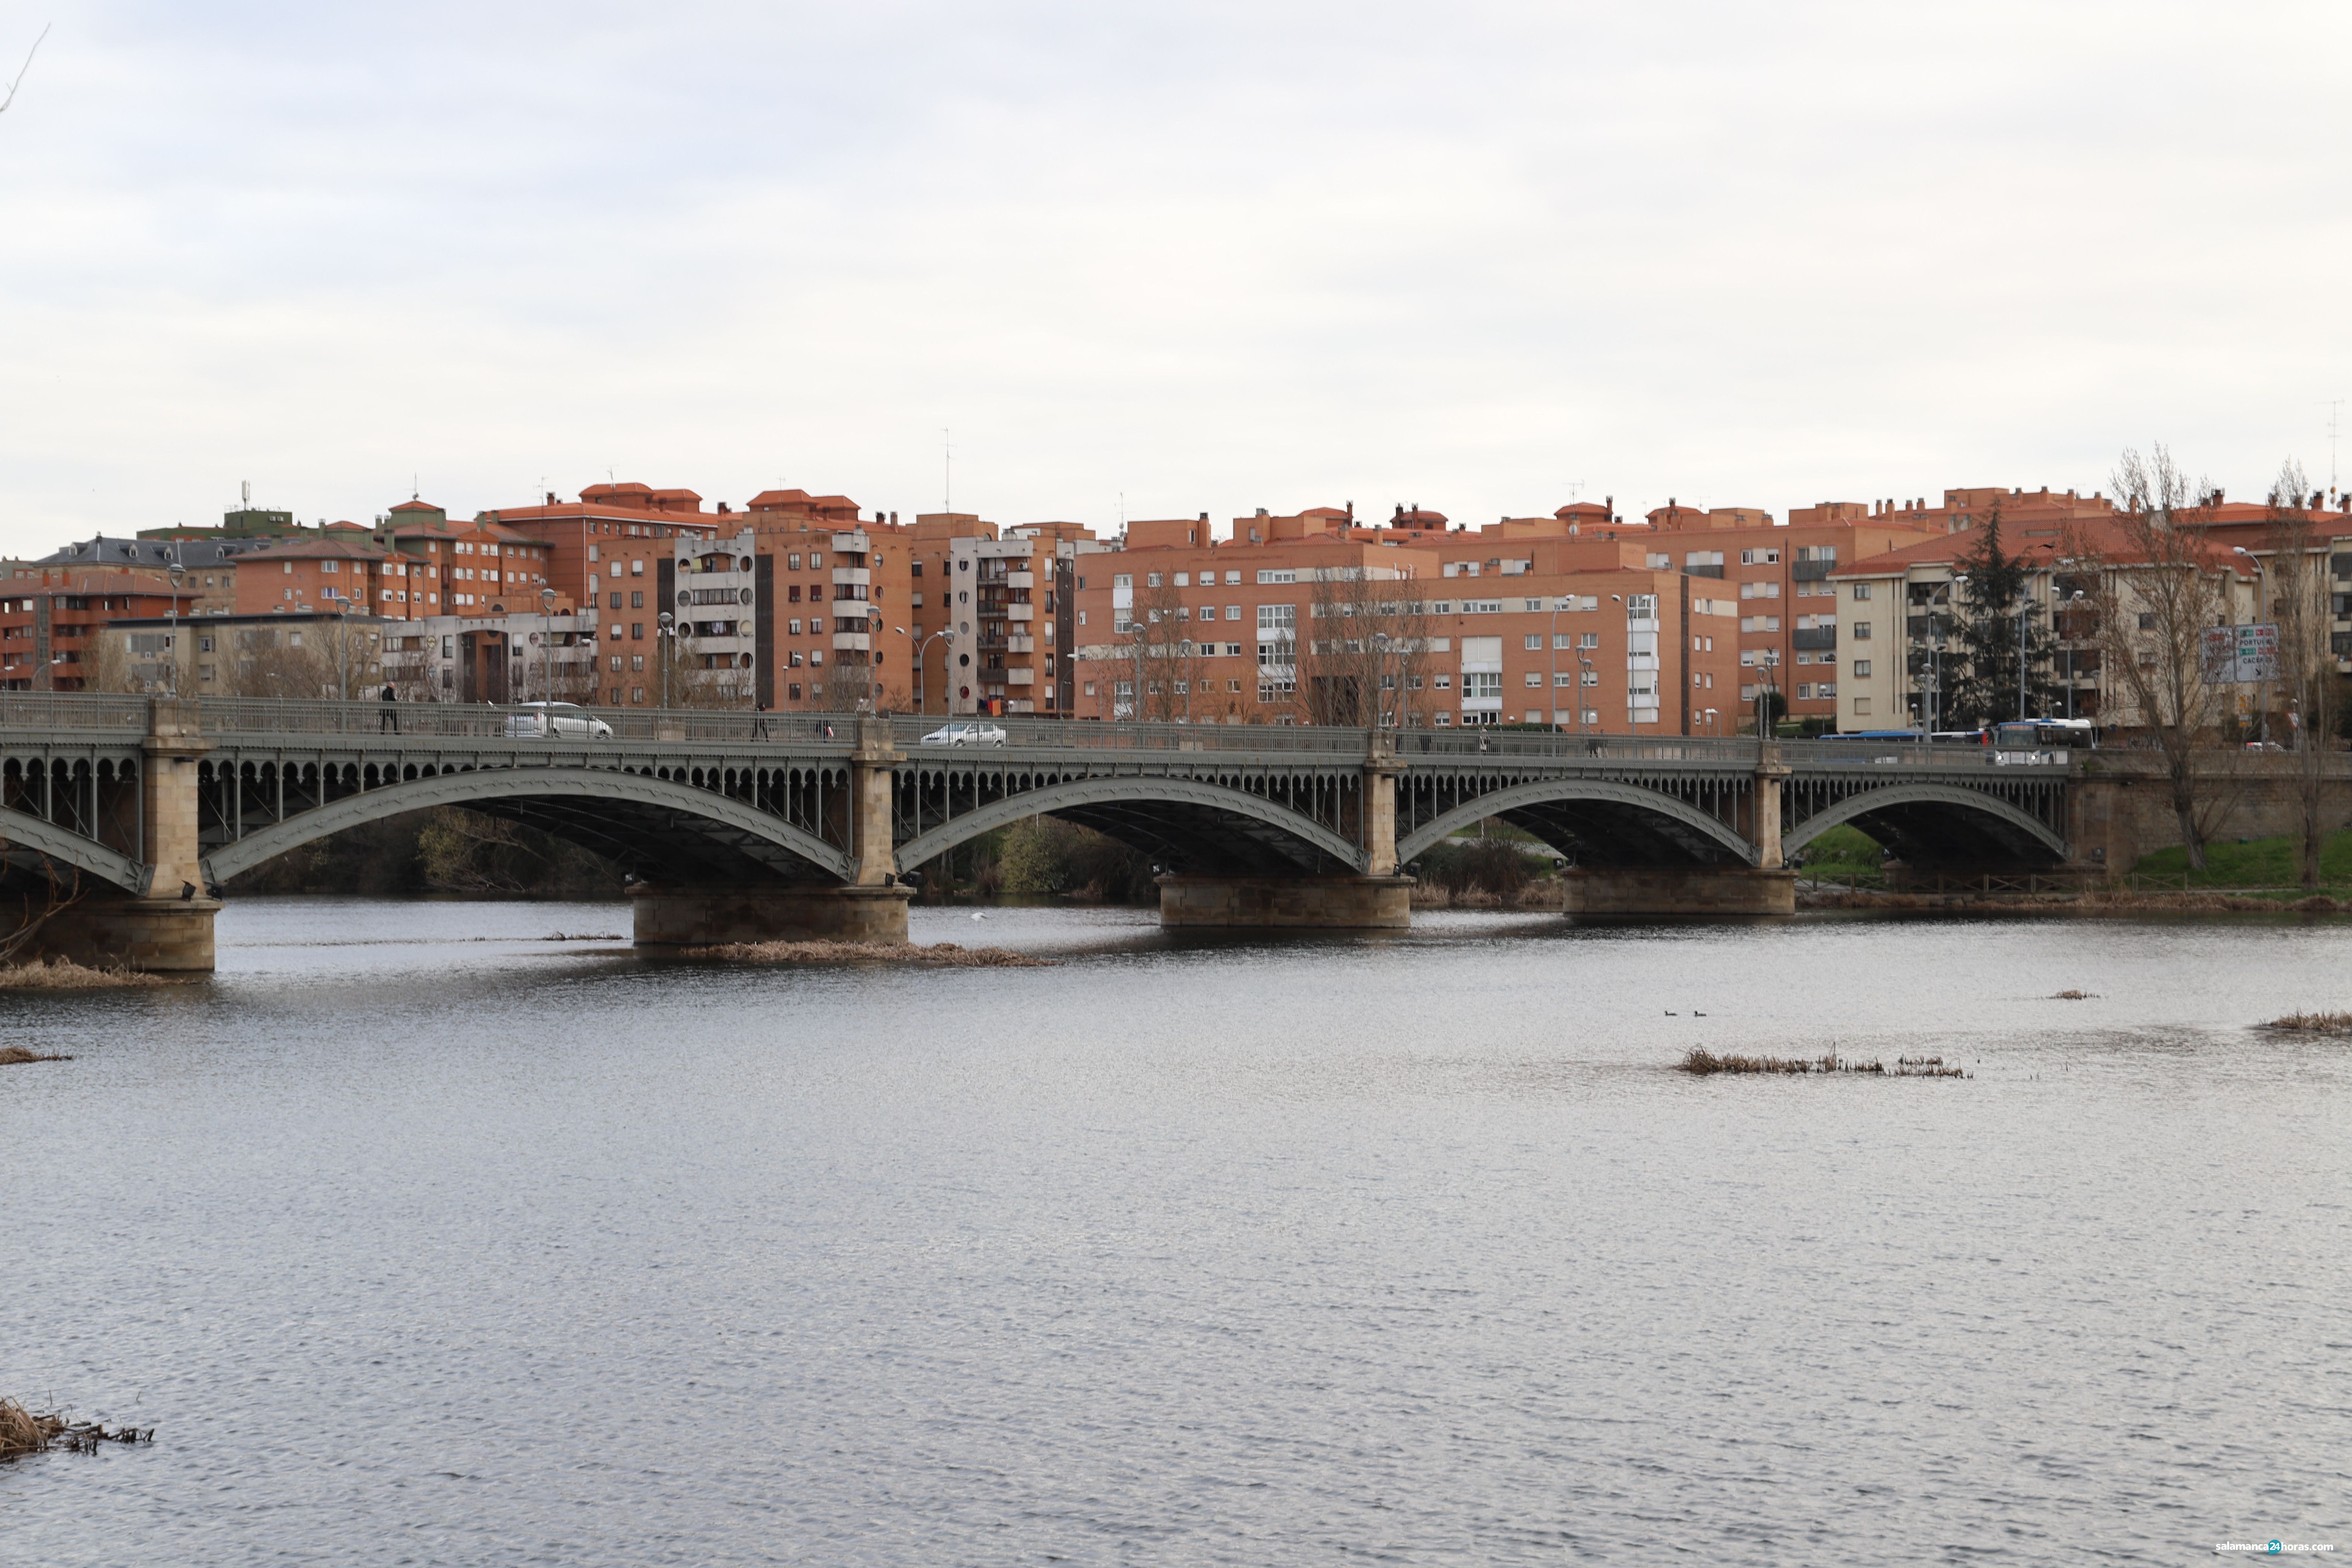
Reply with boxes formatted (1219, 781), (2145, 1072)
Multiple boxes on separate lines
(658, 610), (674, 709)
(1547, 596), (1562, 732)
(540, 586), (556, 703)
(167, 556), (185, 696)
(1372, 631), (1393, 730)
(898, 625), (951, 714)
(2063, 590), (2084, 721)
(1943, 573), (1968, 738)
(2233, 546), (2272, 742)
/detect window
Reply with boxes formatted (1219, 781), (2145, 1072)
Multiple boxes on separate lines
(632, 687), (645, 703)
(1256, 569), (1296, 585)
(1739, 581), (1780, 599)
(1739, 548), (1781, 566)
(1853, 659), (1871, 677)
(1435, 674), (1452, 689)
(1854, 697), (1872, 716)
(630, 654), (645, 672)
(631, 559), (644, 576)
(1554, 671), (1574, 686)
(1852, 584), (1872, 600)
(1225, 605), (1242, 620)
(1524, 671), (1542, 686)
(632, 623), (645, 640)
(1853, 622), (1872, 640)
(1579, 632), (1598, 649)
(1174, 572), (1189, 587)
(2138, 612), (2157, 629)
(630, 591), (644, 609)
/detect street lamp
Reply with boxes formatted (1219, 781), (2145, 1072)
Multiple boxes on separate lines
(167, 555), (185, 696)
(658, 610), (675, 709)
(2234, 546), (2272, 743)
(1372, 631), (1393, 730)
(898, 625), (951, 714)
(540, 586), (556, 703)
(2063, 589), (2084, 722)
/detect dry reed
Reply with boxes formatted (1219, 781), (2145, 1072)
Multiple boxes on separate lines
(682, 939), (1054, 968)
(2051, 989), (2097, 1000)
(0, 957), (169, 991)
(0, 1399), (147, 1460)
(0, 1046), (72, 1066)
(1677, 1049), (1966, 1078)
(2261, 1011), (2352, 1034)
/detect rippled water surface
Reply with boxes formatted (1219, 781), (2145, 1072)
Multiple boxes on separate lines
(4, 899), (2349, 1564)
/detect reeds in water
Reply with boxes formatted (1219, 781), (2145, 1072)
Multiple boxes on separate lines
(1676, 1049), (1966, 1078)
(2262, 1011), (2352, 1034)
(0, 957), (168, 990)
(681, 939), (1053, 968)
(0, 1398), (152, 1459)
(0, 1046), (72, 1066)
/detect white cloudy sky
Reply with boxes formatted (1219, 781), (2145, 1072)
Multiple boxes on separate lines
(0, 1), (2345, 552)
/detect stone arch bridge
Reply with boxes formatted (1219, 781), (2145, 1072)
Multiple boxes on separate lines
(0, 695), (2077, 969)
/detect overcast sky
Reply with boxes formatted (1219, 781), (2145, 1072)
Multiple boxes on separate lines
(0, 2), (2345, 552)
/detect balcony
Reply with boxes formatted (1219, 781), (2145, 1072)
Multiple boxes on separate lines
(1793, 626), (1838, 651)
(1006, 634), (1035, 653)
(831, 631), (872, 652)
(1792, 559), (1834, 580)
(1006, 603), (1035, 622)
(1006, 571), (1035, 590)
(831, 567), (870, 588)
(1005, 667), (1035, 685)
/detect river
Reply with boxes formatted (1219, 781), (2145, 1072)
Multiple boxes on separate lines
(4, 900), (2347, 1564)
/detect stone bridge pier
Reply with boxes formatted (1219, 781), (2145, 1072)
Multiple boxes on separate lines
(1556, 748), (1795, 917)
(629, 717), (914, 948)
(1157, 733), (1415, 929)
(23, 700), (221, 972)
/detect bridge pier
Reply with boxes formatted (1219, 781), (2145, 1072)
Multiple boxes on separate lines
(1561, 865), (1795, 917)
(631, 716), (914, 949)
(631, 882), (913, 946)
(1157, 873), (1414, 929)
(17, 698), (220, 973)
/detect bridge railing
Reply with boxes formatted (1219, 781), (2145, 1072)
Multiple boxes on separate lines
(182, 697), (855, 745)
(0, 692), (152, 734)
(889, 715), (1374, 755)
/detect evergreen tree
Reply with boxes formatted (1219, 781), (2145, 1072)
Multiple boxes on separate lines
(1944, 509), (2060, 729)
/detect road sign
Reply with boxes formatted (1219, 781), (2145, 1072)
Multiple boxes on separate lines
(2202, 623), (2278, 684)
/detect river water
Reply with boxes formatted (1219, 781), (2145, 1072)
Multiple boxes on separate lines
(3, 900), (2347, 1564)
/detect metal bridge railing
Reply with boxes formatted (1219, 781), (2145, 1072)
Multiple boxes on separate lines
(0, 692), (152, 733)
(0, 692), (2079, 772)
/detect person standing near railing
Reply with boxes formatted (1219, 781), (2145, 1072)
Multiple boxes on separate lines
(380, 681), (399, 735)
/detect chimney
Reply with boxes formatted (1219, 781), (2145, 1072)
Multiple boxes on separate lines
(1199, 512), (1208, 522)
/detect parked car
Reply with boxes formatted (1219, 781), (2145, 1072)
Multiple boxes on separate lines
(504, 701), (614, 740)
(919, 721), (1008, 747)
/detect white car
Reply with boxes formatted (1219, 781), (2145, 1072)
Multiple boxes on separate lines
(505, 701), (614, 740)
(919, 721), (1008, 747)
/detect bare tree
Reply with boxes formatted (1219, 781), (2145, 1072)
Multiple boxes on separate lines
(1115, 572), (1211, 723)
(1293, 566), (1435, 729)
(2068, 444), (2235, 869)
(2266, 459), (2335, 887)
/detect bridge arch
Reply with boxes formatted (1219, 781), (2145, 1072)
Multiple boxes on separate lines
(201, 769), (854, 887)
(1395, 778), (1759, 868)
(1782, 781), (2069, 867)
(895, 774), (1369, 877)
(0, 805), (149, 894)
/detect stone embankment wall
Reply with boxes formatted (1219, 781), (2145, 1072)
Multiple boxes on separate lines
(2067, 753), (2352, 869)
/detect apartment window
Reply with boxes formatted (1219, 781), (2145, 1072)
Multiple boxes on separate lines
(1256, 569), (1296, 585)
(1853, 622), (1872, 640)
(1552, 671), (1574, 687)
(631, 686), (645, 704)
(1852, 584), (1872, 600)
(1853, 660), (1871, 677)
(1854, 697), (1872, 716)
(1739, 548), (1781, 565)
(1146, 573), (1162, 588)
(1226, 605), (1242, 620)
(1524, 633), (1543, 651)
(1579, 633), (1598, 649)
(1581, 670), (1599, 686)
(1524, 671), (1542, 686)
(1740, 581), (1780, 599)
(631, 559), (644, 576)
(608, 655), (621, 672)
(1819, 683), (1837, 698)
(1435, 674), (1452, 689)
(632, 623), (644, 640)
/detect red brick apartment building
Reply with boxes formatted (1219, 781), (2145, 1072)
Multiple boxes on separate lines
(0, 572), (196, 689)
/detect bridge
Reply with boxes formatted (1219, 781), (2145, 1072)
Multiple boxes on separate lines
(0, 694), (2079, 970)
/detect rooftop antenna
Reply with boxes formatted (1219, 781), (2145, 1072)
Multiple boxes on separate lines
(2326, 399), (2344, 496)
(411, 472), (419, 502)
(240, 480), (250, 510)
(942, 427), (953, 514)
(1563, 479), (1584, 504)
(0, 23), (49, 117)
